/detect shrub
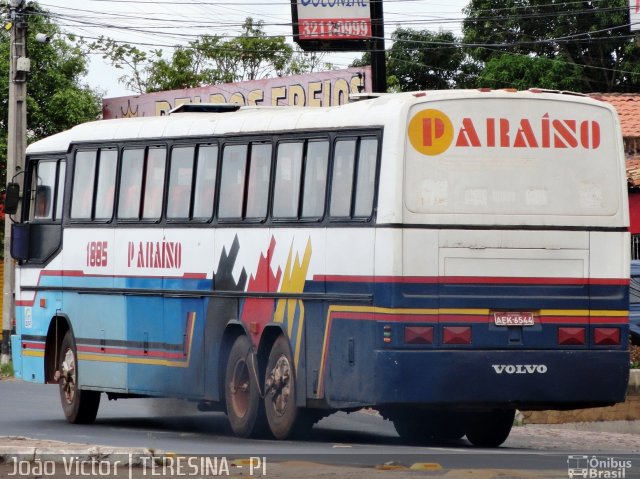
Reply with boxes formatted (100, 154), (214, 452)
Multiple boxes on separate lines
(631, 343), (640, 369)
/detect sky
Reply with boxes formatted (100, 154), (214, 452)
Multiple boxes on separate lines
(41, 0), (470, 98)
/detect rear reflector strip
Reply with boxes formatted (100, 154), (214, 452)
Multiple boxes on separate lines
(404, 326), (434, 345)
(594, 327), (620, 346)
(443, 326), (472, 344)
(558, 327), (586, 345)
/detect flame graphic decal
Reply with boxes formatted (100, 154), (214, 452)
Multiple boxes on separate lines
(273, 238), (312, 368)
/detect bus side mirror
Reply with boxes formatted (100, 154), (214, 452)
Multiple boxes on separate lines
(4, 182), (21, 215)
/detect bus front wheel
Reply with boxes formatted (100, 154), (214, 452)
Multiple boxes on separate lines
(225, 335), (264, 438)
(58, 331), (100, 424)
(464, 409), (515, 448)
(264, 335), (299, 439)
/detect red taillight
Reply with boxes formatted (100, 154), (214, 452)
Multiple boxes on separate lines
(594, 327), (620, 346)
(443, 326), (471, 344)
(404, 326), (433, 345)
(558, 327), (586, 345)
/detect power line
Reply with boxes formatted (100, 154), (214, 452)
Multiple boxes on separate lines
(28, 0), (640, 95)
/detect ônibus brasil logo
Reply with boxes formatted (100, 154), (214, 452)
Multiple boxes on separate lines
(408, 109), (602, 156)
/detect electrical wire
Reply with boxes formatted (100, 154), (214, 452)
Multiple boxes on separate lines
(24, 0), (640, 95)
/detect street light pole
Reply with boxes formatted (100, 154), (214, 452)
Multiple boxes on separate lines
(370, 0), (386, 93)
(2, 0), (28, 364)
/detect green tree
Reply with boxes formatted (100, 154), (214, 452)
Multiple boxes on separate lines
(351, 28), (478, 91)
(386, 28), (478, 91)
(91, 18), (331, 94)
(478, 54), (584, 91)
(88, 38), (152, 94)
(0, 3), (102, 253)
(0, 4), (102, 141)
(462, 0), (640, 92)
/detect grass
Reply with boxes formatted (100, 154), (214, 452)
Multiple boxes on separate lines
(0, 361), (14, 378)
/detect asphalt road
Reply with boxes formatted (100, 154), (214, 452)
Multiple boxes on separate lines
(1, 378), (639, 477)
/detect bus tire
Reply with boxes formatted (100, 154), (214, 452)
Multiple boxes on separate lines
(58, 331), (100, 424)
(225, 335), (264, 438)
(464, 409), (515, 448)
(264, 335), (298, 439)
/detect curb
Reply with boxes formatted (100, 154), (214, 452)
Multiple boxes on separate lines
(0, 437), (155, 465)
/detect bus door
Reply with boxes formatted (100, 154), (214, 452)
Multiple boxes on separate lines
(13, 157), (66, 383)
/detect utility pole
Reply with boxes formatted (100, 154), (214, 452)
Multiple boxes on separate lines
(2, 0), (28, 365)
(370, 0), (386, 93)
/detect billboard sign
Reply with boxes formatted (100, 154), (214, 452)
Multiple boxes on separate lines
(291, 0), (373, 51)
(102, 67), (371, 119)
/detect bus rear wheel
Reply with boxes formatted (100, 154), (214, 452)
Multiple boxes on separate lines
(264, 335), (299, 439)
(225, 335), (266, 438)
(464, 409), (515, 448)
(58, 331), (100, 424)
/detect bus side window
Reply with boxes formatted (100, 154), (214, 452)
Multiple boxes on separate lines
(94, 149), (118, 220)
(167, 146), (195, 220)
(301, 140), (329, 219)
(34, 185), (51, 219)
(193, 145), (218, 219)
(70, 151), (97, 219)
(329, 139), (356, 218)
(118, 149), (144, 220)
(54, 162), (66, 221)
(32, 160), (64, 222)
(142, 147), (167, 220)
(273, 142), (303, 218)
(245, 143), (272, 219)
(354, 138), (378, 217)
(218, 145), (247, 219)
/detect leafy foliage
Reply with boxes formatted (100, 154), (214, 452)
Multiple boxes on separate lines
(0, 4), (102, 141)
(91, 18), (332, 94)
(478, 54), (584, 91)
(351, 29), (478, 91)
(0, 360), (14, 378)
(631, 342), (640, 369)
(0, 3), (101, 256)
(463, 0), (640, 92)
(353, 0), (640, 93)
(386, 28), (478, 91)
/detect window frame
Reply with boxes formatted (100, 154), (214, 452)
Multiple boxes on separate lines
(166, 144), (196, 222)
(116, 145), (167, 223)
(26, 157), (66, 224)
(59, 127), (380, 228)
(328, 135), (380, 223)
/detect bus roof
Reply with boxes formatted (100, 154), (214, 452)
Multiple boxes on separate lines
(26, 89), (616, 155)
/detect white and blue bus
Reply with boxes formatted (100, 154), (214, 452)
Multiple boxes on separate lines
(7, 90), (630, 447)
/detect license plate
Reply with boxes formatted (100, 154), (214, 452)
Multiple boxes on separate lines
(493, 312), (535, 326)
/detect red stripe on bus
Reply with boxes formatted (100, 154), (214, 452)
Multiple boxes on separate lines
(315, 275), (629, 285)
(77, 345), (186, 359)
